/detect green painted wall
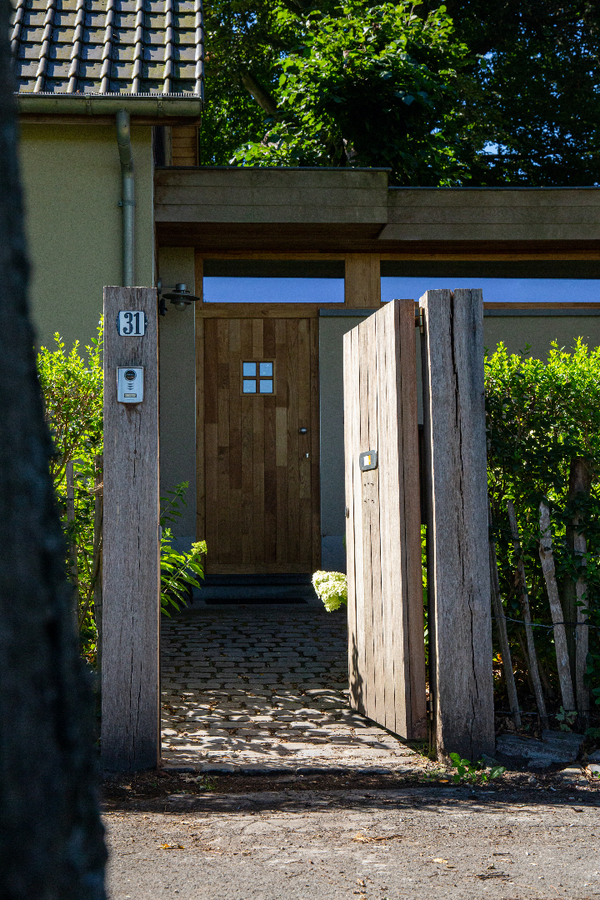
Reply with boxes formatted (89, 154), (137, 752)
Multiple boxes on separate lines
(483, 313), (600, 358)
(157, 247), (197, 543)
(19, 122), (155, 350)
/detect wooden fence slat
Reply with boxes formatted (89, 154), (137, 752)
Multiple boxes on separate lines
(343, 330), (360, 710)
(396, 299), (427, 740)
(420, 288), (495, 760)
(102, 286), (160, 772)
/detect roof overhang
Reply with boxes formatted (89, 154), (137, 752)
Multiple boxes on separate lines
(155, 167), (600, 275)
(17, 93), (202, 125)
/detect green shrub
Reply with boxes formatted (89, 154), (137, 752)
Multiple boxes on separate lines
(485, 339), (600, 721)
(38, 321), (207, 663)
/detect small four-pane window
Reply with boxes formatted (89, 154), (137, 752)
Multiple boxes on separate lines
(242, 361), (274, 394)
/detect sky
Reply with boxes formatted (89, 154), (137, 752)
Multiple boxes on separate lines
(203, 277), (600, 305)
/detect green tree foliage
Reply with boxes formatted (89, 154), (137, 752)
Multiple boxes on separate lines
(201, 0), (477, 184)
(485, 341), (600, 719)
(200, 0), (600, 185)
(438, 0), (600, 185)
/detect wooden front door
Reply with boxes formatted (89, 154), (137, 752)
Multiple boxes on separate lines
(196, 312), (320, 574)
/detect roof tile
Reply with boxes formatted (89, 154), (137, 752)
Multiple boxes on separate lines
(11, 0), (204, 97)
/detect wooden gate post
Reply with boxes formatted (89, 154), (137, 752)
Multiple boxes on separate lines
(420, 289), (495, 761)
(101, 286), (160, 771)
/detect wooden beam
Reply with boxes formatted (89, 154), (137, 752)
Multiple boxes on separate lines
(420, 288), (495, 761)
(197, 303), (343, 318)
(171, 126), (198, 166)
(101, 286), (160, 772)
(344, 254), (381, 308)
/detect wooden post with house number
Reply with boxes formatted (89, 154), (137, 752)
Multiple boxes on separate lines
(101, 286), (160, 772)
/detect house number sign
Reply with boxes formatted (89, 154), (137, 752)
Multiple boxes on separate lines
(116, 310), (147, 336)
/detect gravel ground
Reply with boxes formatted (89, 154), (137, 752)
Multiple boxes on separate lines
(105, 781), (600, 900)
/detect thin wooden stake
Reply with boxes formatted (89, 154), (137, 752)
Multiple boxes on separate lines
(488, 502), (521, 729)
(538, 501), (576, 714)
(507, 500), (549, 727)
(574, 529), (589, 722)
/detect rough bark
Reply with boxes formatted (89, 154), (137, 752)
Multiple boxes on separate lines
(240, 71), (280, 118)
(0, 5), (107, 896)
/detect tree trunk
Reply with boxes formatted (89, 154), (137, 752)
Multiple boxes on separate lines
(0, 6), (107, 897)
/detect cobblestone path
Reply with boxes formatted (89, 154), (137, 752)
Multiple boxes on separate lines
(161, 603), (425, 773)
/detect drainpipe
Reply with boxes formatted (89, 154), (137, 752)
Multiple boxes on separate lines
(116, 109), (135, 287)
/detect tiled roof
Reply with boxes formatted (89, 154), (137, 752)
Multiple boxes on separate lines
(11, 0), (203, 98)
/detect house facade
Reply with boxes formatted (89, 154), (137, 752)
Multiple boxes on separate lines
(13, 2), (600, 576)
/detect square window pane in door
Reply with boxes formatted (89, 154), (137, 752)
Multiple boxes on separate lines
(243, 362), (256, 377)
(243, 379), (257, 393)
(259, 362), (273, 377)
(259, 380), (273, 394)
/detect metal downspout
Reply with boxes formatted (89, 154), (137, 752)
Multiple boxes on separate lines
(116, 109), (135, 286)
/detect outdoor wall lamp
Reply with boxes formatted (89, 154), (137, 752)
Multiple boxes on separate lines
(158, 282), (201, 315)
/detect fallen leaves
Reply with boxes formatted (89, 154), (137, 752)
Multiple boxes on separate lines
(160, 843), (185, 850)
(352, 832), (403, 843)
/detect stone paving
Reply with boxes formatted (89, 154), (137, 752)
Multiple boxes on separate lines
(160, 602), (425, 773)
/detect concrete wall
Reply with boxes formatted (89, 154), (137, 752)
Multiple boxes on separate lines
(19, 122), (155, 350)
(157, 247), (197, 543)
(319, 311), (374, 572)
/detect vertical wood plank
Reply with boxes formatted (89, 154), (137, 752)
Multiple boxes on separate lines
(420, 288), (495, 760)
(365, 313), (384, 726)
(396, 299), (427, 740)
(195, 313), (205, 542)
(309, 318), (322, 571)
(102, 286), (160, 772)
(228, 319), (242, 564)
(240, 319), (254, 566)
(344, 254), (381, 308)
(275, 319), (288, 565)
(252, 321), (265, 567)
(286, 320), (300, 565)
(298, 318), (312, 569)
(217, 320), (231, 562)
(376, 301), (400, 733)
(263, 317), (277, 564)
(343, 327), (361, 711)
(354, 325), (368, 715)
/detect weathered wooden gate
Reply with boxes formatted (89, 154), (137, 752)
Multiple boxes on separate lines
(344, 292), (495, 759)
(343, 299), (427, 740)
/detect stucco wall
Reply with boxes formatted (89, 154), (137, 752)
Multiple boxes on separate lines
(483, 311), (600, 358)
(157, 247), (197, 543)
(19, 122), (155, 350)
